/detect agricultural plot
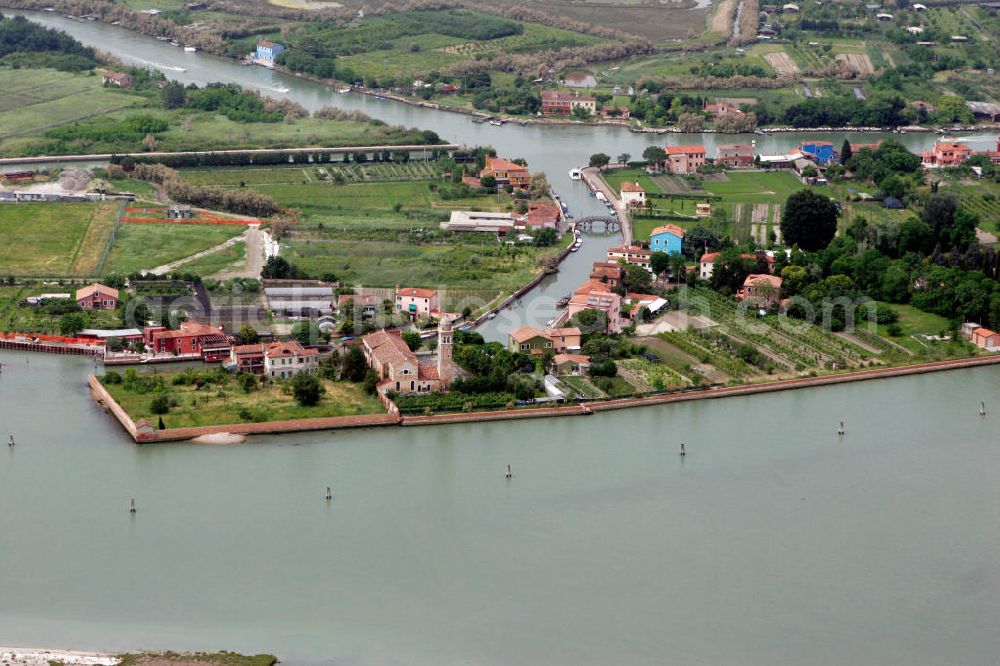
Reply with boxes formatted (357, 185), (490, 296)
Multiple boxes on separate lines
(735, 202), (783, 245)
(703, 171), (804, 203)
(0, 202), (119, 277)
(836, 53), (875, 76)
(763, 50), (801, 75)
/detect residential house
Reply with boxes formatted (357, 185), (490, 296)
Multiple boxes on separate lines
(508, 326), (583, 355)
(395, 287), (439, 319)
(970, 326), (1000, 351)
(540, 90), (596, 116)
(362, 320), (456, 395)
(442, 210), (517, 234)
(799, 141), (838, 165)
(607, 244), (652, 271)
(102, 71), (134, 88)
(146, 322), (231, 361)
(229, 343), (266, 375)
(921, 141), (972, 167)
(696, 203), (712, 217)
(699, 251), (721, 280)
(704, 100), (744, 117)
(620, 182), (646, 208)
(716, 143), (755, 168)
(264, 340), (320, 379)
(649, 224), (685, 255)
(76, 283), (118, 310)
(737, 274), (783, 308)
(551, 353), (590, 376)
(480, 156), (532, 188)
(590, 261), (625, 287)
(255, 40), (284, 65)
(567, 280), (623, 333)
(526, 202), (561, 230)
(664, 145), (706, 174)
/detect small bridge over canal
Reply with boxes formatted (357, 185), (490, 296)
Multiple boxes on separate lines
(575, 216), (621, 234)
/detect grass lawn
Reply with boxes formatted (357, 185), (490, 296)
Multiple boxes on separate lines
(874, 302), (961, 356)
(703, 171), (805, 203)
(559, 375), (603, 399)
(0, 202), (119, 277)
(101, 369), (384, 428)
(104, 224), (245, 274)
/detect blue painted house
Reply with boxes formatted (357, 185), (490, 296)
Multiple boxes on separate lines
(649, 224), (685, 255)
(256, 40), (285, 64)
(799, 141), (837, 166)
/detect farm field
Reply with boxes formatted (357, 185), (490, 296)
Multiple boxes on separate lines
(0, 202), (119, 277)
(177, 240), (248, 276)
(101, 370), (384, 429)
(702, 171), (804, 203)
(104, 223), (245, 275)
(0, 69), (145, 154)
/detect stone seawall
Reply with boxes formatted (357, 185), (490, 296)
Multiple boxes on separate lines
(90, 355), (1000, 442)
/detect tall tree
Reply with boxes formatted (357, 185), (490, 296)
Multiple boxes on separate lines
(781, 190), (839, 251)
(840, 139), (853, 165)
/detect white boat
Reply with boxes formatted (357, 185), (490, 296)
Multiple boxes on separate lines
(486, 312), (497, 319)
(489, 120), (503, 126)
(184, 46), (197, 52)
(337, 87), (352, 94)
(170, 40), (181, 47)
(570, 246), (579, 253)
(568, 169), (582, 180)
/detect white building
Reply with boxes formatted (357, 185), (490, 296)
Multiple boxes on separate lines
(264, 341), (320, 379)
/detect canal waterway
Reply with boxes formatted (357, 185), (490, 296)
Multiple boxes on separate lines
(2, 14), (1000, 663)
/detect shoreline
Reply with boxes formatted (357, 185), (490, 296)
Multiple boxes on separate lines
(90, 354), (1000, 443)
(0, 647), (118, 666)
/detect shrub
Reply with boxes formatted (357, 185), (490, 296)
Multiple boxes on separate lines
(150, 395), (172, 415)
(103, 371), (123, 384)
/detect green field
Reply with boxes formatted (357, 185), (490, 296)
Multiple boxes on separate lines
(101, 370), (384, 428)
(874, 302), (959, 356)
(0, 69), (145, 154)
(703, 172), (804, 203)
(0, 202), (120, 277)
(104, 224), (245, 274)
(177, 240), (247, 276)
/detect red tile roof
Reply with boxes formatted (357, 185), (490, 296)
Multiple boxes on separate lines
(651, 224), (686, 238)
(620, 182), (645, 193)
(396, 287), (438, 299)
(76, 283), (118, 300)
(266, 340), (318, 359)
(665, 145), (706, 155)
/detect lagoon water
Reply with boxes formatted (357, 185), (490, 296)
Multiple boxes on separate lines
(1, 351), (998, 665)
(3, 12), (1000, 664)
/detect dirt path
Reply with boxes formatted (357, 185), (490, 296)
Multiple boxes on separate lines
(710, 0), (738, 37)
(148, 228), (248, 276)
(214, 224), (266, 279)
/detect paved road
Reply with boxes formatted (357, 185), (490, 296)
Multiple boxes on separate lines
(581, 166), (632, 245)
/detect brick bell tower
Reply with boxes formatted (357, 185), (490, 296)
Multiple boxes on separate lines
(437, 316), (453, 387)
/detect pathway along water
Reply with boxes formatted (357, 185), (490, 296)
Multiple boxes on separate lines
(10, 10), (1000, 339)
(2, 15), (1000, 662)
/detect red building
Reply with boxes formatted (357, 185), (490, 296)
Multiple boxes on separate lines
(921, 141), (972, 168)
(76, 283), (119, 311)
(540, 90), (596, 116)
(145, 322), (230, 361)
(481, 156), (532, 188)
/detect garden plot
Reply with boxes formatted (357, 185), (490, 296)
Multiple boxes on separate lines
(763, 51), (800, 75)
(836, 53), (875, 76)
